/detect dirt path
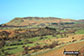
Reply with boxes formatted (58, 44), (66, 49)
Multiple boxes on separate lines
(32, 40), (84, 56)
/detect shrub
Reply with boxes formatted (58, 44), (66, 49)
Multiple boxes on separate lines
(49, 41), (59, 49)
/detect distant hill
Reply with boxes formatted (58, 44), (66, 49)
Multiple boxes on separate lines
(77, 19), (84, 22)
(6, 17), (75, 26)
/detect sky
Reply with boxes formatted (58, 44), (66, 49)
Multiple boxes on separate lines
(0, 0), (84, 24)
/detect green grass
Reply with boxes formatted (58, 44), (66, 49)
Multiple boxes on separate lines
(75, 29), (84, 34)
(3, 43), (38, 55)
(74, 22), (84, 24)
(3, 45), (23, 54)
(29, 37), (40, 42)
(56, 35), (62, 38)
(6, 47), (23, 54)
(28, 35), (56, 42)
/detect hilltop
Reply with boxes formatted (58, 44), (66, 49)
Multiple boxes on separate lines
(6, 17), (75, 26)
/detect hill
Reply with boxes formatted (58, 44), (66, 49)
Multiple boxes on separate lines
(6, 17), (75, 26)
